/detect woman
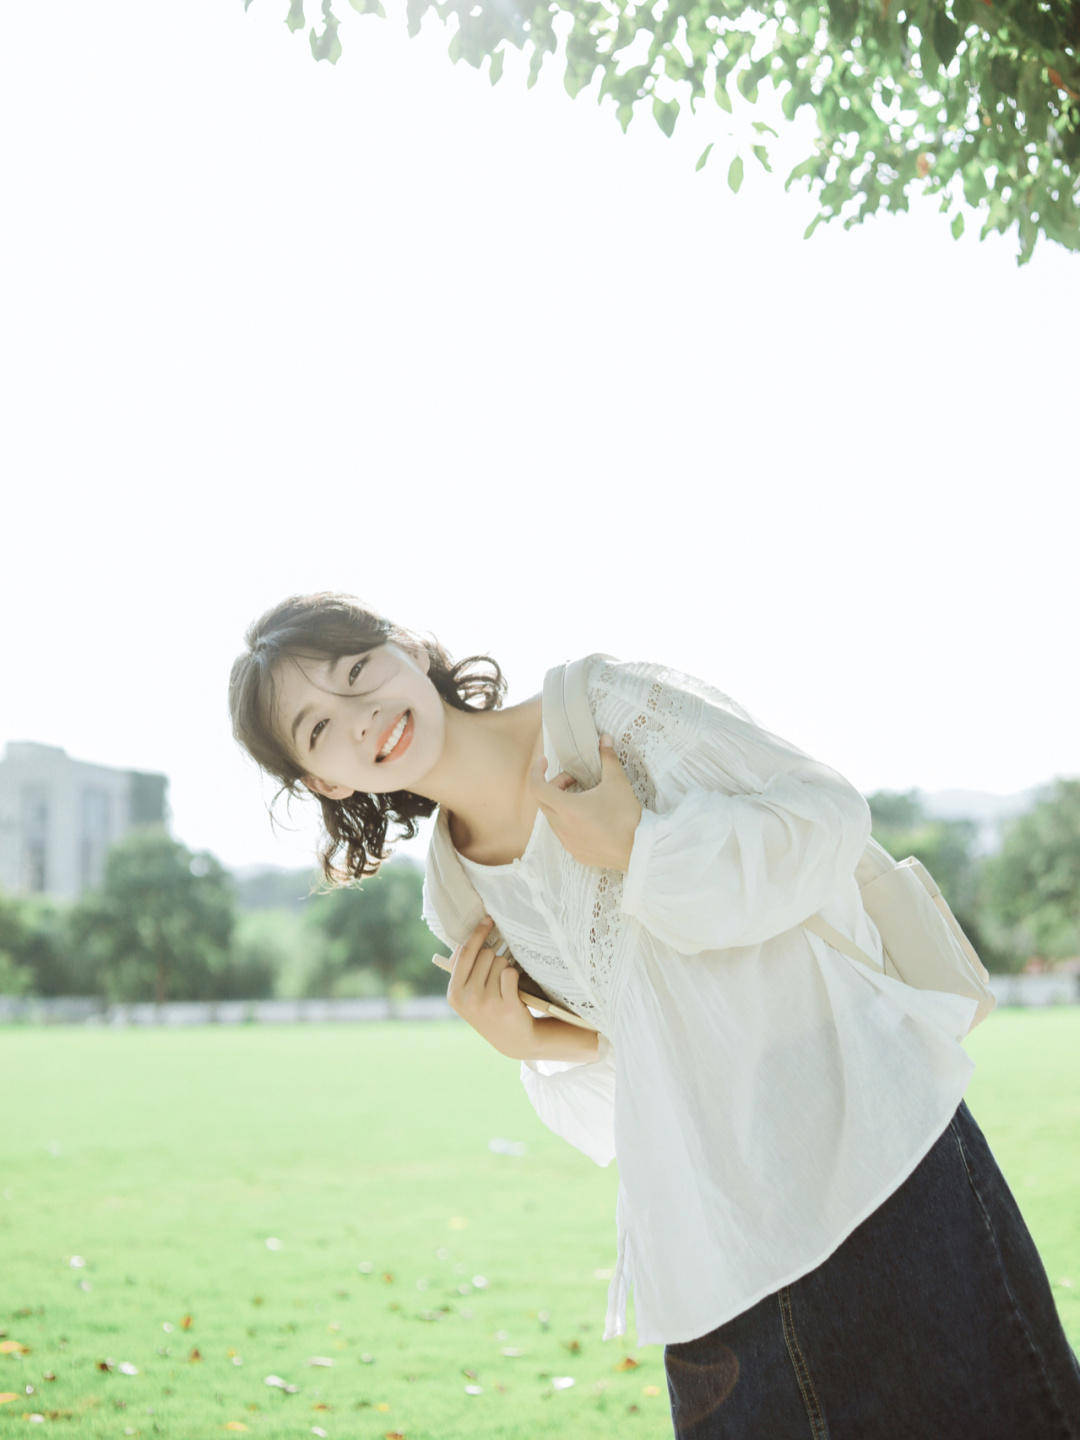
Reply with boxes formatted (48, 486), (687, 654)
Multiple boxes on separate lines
(229, 590), (1080, 1439)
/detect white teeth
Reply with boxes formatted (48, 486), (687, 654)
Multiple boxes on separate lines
(378, 712), (408, 759)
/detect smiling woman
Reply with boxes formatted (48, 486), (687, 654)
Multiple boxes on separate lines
(227, 591), (510, 882)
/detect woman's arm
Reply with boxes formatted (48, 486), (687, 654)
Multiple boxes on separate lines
(586, 657), (872, 957)
(525, 1016), (602, 1063)
(619, 765), (871, 955)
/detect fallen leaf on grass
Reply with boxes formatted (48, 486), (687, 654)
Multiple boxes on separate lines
(0, 1394), (20, 1405)
(615, 1356), (639, 1370)
(180, 1315), (194, 1330)
(225, 1423), (249, 1432)
(0, 1341), (28, 1355)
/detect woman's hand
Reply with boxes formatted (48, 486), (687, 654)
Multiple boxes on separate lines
(528, 733), (643, 872)
(444, 917), (538, 1060)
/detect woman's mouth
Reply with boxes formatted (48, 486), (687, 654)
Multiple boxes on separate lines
(375, 710), (413, 763)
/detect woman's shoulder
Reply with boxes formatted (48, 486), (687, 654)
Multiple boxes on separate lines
(561, 653), (701, 780)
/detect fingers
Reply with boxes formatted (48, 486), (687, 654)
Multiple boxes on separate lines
(448, 917), (495, 996)
(530, 754), (577, 795)
(448, 917), (518, 1008)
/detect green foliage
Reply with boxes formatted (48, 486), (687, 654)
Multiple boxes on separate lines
(867, 789), (1007, 969)
(68, 828), (240, 1003)
(232, 907), (317, 997)
(0, 949), (34, 997)
(252, 0), (1080, 263)
(301, 856), (438, 997)
(0, 892), (75, 997)
(867, 780), (1080, 974)
(867, 786), (926, 831)
(233, 864), (322, 911)
(982, 778), (1080, 963)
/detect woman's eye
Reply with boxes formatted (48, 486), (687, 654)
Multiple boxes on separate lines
(310, 718), (327, 748)
(348, 658), (368, 685)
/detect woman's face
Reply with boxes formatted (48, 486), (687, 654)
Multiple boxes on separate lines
(271, 641), (445, 800)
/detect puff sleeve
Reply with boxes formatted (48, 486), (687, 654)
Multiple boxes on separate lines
(519, 1034), (616, 1168)
(597, 660), (872, 957)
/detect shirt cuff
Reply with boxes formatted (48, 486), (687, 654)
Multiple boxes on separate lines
(620, 805), (659, 918)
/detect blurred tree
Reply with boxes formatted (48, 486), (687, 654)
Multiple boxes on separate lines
(0, 892), (75, 996)
(69, 829), (238, 1003)
(0, 947), (34, 998)
(233, 866), (322, 911)
(302, 857), (439, 998)
(867, 787), (925, 831)
(866, 787), (1008, 969)
(980, 777), (1080, 967)
(232, 907), (330, 998)
(253, 0), (1080, 263)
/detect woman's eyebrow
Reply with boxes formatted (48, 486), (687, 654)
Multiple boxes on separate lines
(290, 705), (313, 747)
(288, 658), (344, 747)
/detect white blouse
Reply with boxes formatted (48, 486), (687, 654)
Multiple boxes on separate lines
(421, 655), (979, 1348)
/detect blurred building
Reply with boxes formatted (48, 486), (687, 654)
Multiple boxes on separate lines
(0, 742), (168, 899)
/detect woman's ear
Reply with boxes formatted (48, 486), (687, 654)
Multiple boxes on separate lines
(304, 775), (355, 802)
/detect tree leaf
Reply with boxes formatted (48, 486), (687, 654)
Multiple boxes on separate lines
(951, 211), (965, 239)
(727, 154), (743, 192)
(652, 96), (680, 137)
(695, 142), (714, 172)
(931, 12), (960, 69)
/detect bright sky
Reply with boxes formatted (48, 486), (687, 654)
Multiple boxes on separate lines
(1, 0), (1077, 874)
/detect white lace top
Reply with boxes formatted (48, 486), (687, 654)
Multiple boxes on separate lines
(421, 655), (978, 1348)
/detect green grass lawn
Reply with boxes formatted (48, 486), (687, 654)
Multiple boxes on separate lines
(0, 1007), (1077, 1439)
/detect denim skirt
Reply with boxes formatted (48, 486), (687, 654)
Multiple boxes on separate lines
(663, 1099), (1080, 1439)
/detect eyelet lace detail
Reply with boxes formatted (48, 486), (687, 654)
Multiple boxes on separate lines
(595, 659), (693, 784)
(506, 931), (604, 1032)
(581, 660), (678, 1008)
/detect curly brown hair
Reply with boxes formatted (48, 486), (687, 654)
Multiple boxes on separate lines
(228, 592), (507, 884)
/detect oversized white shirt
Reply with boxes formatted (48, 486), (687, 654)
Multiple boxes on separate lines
(421, 655), (978, 1348)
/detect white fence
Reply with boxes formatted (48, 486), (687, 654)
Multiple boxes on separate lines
(0, 995), (456, 1025)
(0, 972), (1078, 1025)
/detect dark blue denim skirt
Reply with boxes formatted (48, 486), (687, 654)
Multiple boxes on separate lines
(663, 1099), (1080, 1439)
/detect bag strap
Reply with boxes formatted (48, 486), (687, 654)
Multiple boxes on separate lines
(802, 913), (881, 973)
(549, 656), (883, 975)
(542, 652), (616, 791)
(428, 652), (883, 1008)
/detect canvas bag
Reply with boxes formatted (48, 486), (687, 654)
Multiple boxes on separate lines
(427, 655), (998, 1036)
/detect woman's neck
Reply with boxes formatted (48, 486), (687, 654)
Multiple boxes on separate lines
(413, 694), (544, 857)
